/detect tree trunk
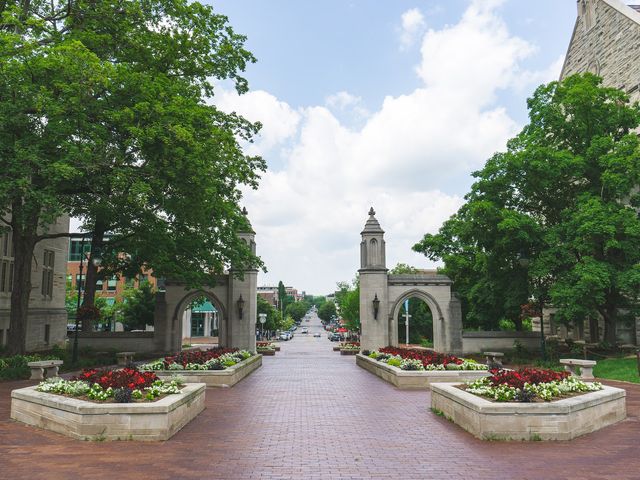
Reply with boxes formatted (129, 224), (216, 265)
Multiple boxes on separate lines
(7, 215), (38, 355)
(80, 220), (106, 331)
(602, 304), (617, 346)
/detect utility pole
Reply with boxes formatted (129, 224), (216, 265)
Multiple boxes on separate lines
(404, 299), (411, 346)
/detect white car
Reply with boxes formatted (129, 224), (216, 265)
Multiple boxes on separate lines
(313, 332), (321, 338)
(279, 332), (290, 341)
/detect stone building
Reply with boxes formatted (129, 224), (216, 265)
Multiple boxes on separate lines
(548, 0), (640, 344)
(0, 215), (70, 351)
(561, 0), (640, 103)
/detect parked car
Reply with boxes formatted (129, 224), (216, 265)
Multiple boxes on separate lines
(279, 332), (290, 341)
(329, 333), (342, 342)
(301, 327), (308, 334)
(313, 332), (321, 338)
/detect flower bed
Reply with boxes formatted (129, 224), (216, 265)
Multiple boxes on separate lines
(141, 347), (262, 388)
(340, 343), (360, 355)
(11, 382), (205, 441)
(256, 342), (277, 355)
(367, 347), (488, 372)
(335, 342), (359, 352)
(464, 368), (603, 402)
(140, 347), (251, 371)
(431, 379), (626, 441)
(35, 367), (182, 403)
(356, 347), (489, 390)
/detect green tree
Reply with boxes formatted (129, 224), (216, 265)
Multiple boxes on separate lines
(257, 295), (283, 333)
(414, 74), (640, 344)
(120, 282), (156, 331)
(285, 301), (308, 323)
(318, 301), (337, 323)
(335, 279), (360, 332)
(0, 0), (265, 349)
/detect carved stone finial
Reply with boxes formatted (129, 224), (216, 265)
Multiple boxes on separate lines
(242, 207), (248, 216)
(368, 207), (375, 216)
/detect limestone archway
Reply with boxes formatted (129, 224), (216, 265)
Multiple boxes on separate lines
(153, 226), (258, 354)
(173, 289), (227, 343)
(358, 208), (463, 354)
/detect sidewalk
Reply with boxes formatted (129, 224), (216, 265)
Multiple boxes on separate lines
(1, 329), (640, 479)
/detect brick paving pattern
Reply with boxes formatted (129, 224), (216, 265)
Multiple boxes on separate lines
(1, 314), (640, 479)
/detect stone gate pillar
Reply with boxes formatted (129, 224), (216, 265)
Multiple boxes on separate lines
(228, 215), (258, 352)
(359, 208), (389, 352)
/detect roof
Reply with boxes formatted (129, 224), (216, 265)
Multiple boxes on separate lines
(630, 5), (640, 13)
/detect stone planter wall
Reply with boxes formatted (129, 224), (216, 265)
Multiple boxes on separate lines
(154, 354), (262, 388)
(257, 349), (275, 356)
(430, 382), (626, 441)
(340, 349), (359, 355)
(11, 383), (205, 441)
(356, 354), (490, 390)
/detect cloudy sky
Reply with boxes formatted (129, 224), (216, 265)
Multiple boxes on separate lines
(208, 0), (577, 295)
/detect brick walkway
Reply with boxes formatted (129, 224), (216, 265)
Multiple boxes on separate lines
(2, 318), (640, 479)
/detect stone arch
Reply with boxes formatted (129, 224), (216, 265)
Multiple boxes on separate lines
(389, 288), (444, 323)
(171, 289), (227, 343)
(358, 207), (463, 354)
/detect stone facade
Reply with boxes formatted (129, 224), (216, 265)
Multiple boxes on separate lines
(561, 0), (640, 102)
(0, 215), (70, 352)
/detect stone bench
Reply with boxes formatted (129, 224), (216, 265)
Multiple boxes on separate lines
(116, 352), (135, 366)
(560, 358), (597, 380)
(483, 351), (504, 369)
(27, 360), (63, 380)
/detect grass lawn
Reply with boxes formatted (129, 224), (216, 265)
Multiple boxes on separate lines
(594, 357), (640, 384)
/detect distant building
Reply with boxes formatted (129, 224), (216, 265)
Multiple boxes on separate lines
(66, 237), (158, 309)
(0, 215), (69, 351)
(257, 285), (304, 308)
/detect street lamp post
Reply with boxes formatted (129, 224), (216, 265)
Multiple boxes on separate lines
(72, 235), (86, 365)
(403, 299), (411, 347)
(259, 313), (267, 341)
(72, 234), (102, 365)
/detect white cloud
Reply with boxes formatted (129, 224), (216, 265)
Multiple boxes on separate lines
(399, 8), (426, 50)
(215, 1), (554, 294)
(215, 89), (301, 154)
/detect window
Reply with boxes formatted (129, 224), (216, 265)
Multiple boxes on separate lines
(0, 329), (4, 346)
(68, 239), (91, 262)
(107, 276), (117, 292)
(44, 324), (50, 345)
(96, 279), (104, 291)
(0, 229), (13, 294)
(41, 250), (55, 297)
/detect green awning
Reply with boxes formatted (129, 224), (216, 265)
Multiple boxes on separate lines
(191, 300), (217, 313)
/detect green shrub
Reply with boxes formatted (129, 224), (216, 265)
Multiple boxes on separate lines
(387, 357), (402, 367)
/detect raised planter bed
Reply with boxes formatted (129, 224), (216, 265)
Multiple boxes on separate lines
(154, 354), (262, 388)
(257, 349), (275, 356)
(340, 349), (359, 355)
(10, 383), (205, 441)
(333, 345), (342, 352)
(430, 382), (626, 441)
(356, 354), (490, 390)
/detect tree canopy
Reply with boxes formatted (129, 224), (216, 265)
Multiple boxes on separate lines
(414, 74), (640, 343)
(0, 0), (264, 352)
